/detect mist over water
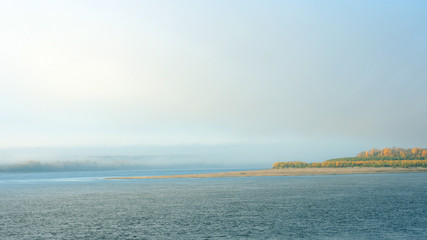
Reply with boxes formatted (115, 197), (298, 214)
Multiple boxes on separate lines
(1, 1), (426, 239)
(0, 155), (235, 172)
(0, 143), (370, 172)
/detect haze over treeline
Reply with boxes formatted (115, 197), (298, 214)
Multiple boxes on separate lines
(0, 143), (356, 170)
(1, 1), (426, 168)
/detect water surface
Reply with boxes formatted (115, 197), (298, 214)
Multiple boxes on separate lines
(1, 170), (426, 239)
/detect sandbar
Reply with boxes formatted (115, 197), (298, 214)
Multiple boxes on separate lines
(106, 167), (427, 179)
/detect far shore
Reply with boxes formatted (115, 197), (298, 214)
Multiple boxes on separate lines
(106, 167), (427, 180)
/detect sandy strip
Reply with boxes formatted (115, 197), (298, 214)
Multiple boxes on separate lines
(106, 167), (427, 179)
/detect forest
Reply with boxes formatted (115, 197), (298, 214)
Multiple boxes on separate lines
(273, 147), (427, 169)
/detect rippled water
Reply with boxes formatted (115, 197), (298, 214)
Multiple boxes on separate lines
(0, 170), (426, 239)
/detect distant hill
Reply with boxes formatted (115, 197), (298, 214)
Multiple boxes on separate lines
(273, 147), (427, 169)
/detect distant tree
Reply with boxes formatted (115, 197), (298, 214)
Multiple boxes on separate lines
(272, 147), (427, 169)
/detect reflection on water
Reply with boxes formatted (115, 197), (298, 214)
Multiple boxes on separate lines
(1, 171), (426, 239)
(0, 169), (250, 184)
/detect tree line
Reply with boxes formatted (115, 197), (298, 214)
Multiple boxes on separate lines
(273, 147), (427, 169)
(356, 147), (427, 160)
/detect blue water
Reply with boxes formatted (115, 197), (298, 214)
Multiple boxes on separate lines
(1, 170), (426, 239)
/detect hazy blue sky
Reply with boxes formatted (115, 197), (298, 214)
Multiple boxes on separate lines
(1, 1), (426, 165)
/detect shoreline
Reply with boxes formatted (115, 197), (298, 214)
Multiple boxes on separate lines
(106, 167), (427, 179)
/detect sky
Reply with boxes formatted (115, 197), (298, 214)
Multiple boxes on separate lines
(0, 1), (426, 166)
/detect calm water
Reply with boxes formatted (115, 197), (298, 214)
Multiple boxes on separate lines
(0, 170), (426, 239)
